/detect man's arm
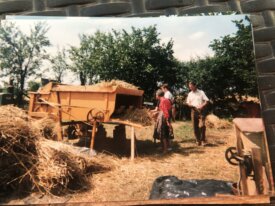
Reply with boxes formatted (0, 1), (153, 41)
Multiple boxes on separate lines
(197, 91), (209, 110)
(197, 100), (208, 110)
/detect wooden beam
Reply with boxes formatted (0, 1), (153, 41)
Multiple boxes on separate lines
(29, 112), (48, 118)
(131, 126), (135, 160)
(251, 147), (270, 195)
(235, 124), (249, 195)
(57, 195), (270, 206)
(90, 121), (97, 150)
(56, 92), (63, 141)
(110, 119), (143, 128)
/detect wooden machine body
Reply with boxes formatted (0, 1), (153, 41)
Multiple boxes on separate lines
(28, 82), (144, 123)
(233, 118), (274, 196)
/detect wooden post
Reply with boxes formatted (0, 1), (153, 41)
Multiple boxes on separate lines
(131, 126), (135, 160)
(235, 125), (249, 195)
(90, 121), (97, 149)
(251, 147), (269, 195)
(56, 92), (63, 141)
(56, 122), (63, 141)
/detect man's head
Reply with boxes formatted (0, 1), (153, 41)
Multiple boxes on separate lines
(161, 83), (170, 92)
(188, 81), (197, 92)
(156, 89), (164, 99)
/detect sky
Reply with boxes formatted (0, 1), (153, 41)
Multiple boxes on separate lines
(1, 14), (250, 86)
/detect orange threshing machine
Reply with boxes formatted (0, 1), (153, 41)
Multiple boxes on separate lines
(28, 82), (144, 158)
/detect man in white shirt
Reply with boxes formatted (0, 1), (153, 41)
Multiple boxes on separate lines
(186, 81), (209, 146)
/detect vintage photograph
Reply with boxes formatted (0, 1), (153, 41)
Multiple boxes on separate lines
(0, 15), (269, 204)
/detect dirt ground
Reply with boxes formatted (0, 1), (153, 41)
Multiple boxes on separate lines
(4, 120), (239, 204)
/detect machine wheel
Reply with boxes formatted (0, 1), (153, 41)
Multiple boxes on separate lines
(225, 147), (240, 166)
(87, 109), (105, 122)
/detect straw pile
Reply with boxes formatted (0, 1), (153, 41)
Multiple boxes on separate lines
(206, 114), (232, 129)
(0, 106), (38, 192)
(35, 140), (91, 194)
(120, 108), (153, 126)
(93, 80), (138, 89)
(32, 117), (58, 140)
(0, 105), (92, 195)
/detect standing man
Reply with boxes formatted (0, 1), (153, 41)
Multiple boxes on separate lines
(186, 82), (209, 146)
(154, 89), (172, 153)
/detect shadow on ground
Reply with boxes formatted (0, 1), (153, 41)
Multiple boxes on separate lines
(73, 135), (207, 158)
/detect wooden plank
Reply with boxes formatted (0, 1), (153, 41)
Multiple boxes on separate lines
(56, 92), (63, 141)
(29, 112), (49, 118)
(263, 131), (275, 194)
(109, 119), (143, 128)
(235, 125), (249, 195)
(265, 162), (275, 193)
(251, 147), (264, 194)
(58, 195), (271, 206)
(131, 126), (135, 160)
(233, 118), (264, 133)
(28, 93), (35, 113)
(38, 98), (61, 108)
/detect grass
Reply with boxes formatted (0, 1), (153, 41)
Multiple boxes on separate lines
(174, 121), (194, 143)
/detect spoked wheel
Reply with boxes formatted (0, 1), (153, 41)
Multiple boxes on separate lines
(225, 147), (241, 166)
(87, 109), (105, 123)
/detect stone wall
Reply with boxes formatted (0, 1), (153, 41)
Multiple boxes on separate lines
(1, 0), (275, 185)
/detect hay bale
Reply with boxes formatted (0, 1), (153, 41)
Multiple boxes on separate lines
(206, 114), (232, 129)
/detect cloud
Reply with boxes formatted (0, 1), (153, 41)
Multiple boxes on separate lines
(189, 32), (205, 40)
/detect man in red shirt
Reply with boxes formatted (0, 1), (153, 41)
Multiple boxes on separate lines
(154, 89), (172, 153)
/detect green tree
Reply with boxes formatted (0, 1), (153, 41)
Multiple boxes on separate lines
(0, 22), (50, 105)
(28, 80), (41, 92)
(49, 48), (69, 83)
(185, 18), (256, 102)
(69, 34), (96, 85)
(208, 18), (256, 100)
(69, 26), (177, 98)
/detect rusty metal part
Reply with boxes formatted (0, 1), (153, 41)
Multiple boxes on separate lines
(87, 108), (105, 122)
(225, 147), (242, 166)
(225, 146), (254, 176)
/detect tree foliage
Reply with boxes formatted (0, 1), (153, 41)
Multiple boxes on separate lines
(0, 22), (50, 105)
(49, 48), (69, 83)
(28, 80), (41, 91)
(69, 26), (178, 99)
(69, 35), (95, 85)
(186, 18), (256, 102)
